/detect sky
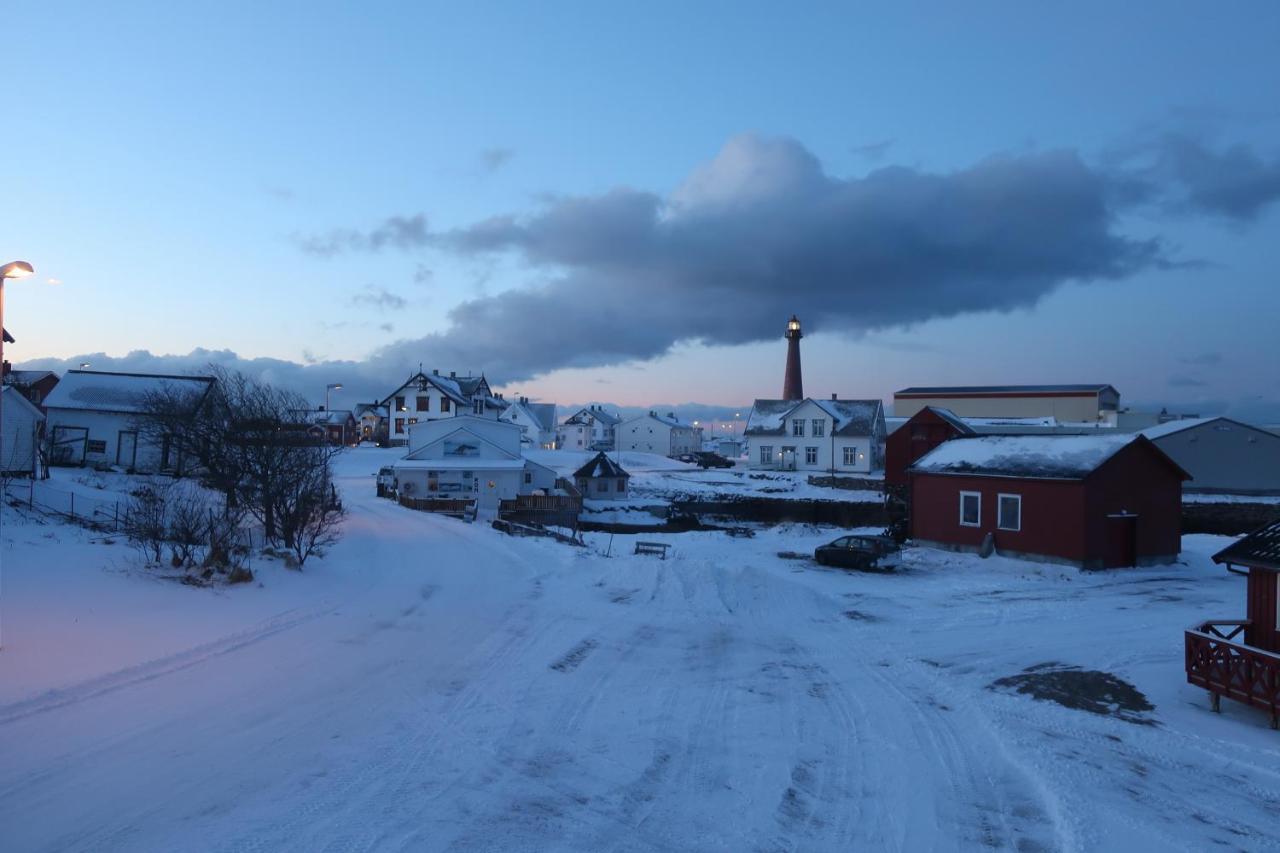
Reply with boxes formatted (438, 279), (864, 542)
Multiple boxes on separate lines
(3, 2), (1280, 421)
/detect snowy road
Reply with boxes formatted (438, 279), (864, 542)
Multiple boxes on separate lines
(2, 449), (1279, 851)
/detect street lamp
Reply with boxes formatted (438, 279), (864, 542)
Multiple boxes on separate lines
(78, 362), (91, 370)
(0, 260), (34, 652)
(325, 383), (343, 411)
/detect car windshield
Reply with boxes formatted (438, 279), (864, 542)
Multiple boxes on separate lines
(829, 537), (851, 548)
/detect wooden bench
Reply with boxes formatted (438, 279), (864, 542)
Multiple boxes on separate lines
(634, 541), (670, 559)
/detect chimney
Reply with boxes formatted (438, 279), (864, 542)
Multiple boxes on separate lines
(433, 368), (439, 375)
(831, 393), (837, 401)
(782, 315), (804, 401)
(450, 370), (456, 378)
(668, 412), (675, 419)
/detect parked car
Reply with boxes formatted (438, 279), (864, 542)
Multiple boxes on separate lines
(814, 535), (902, 571)
(675, 453), (699, 463)
(693, 451), (733, 469)
(376, 466), (396, 497)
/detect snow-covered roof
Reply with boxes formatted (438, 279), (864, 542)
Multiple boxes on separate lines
(1, 385), (45, 420)
(43, 370), (214, 415)
(569, 406), (621, 426)
(573, 451), (630, 480)
(4, 369), (57, 385)
(392, 457), (528, 470)
(744, 399), (795, 435)
(925, 407), (977, 435)
(910, 433), (1146, 479)
(505, 400), (558, 432)
(379, 371), (485, 407)
(1140, 417), (1218, 440)
(629, 411), (695, 430)
(745, 398), (882, 437)
(1213, 518), (1280, 572)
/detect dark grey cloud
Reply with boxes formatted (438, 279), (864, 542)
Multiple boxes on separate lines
(296, 214), (429, 257)
(1107, 134), (1280, 222)
(370, 134), (1163, 381)
(350, 285), (408, 311)
(480, 147), (516, 173)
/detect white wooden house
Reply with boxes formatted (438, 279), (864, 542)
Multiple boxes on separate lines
(379, 370), (501, 446)
(392, 415), (557, 511)
(744, 396), (886, 473)
(1, 386), (45, 475)
(499, 397), (558, 449)
(42, 370), (215, 472)
(617, 411), (702, 457)
(559, 405), (621, 451)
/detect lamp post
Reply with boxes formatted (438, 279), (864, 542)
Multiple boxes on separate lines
(325, 383), (343, 411)
(0, 260), (35, 652)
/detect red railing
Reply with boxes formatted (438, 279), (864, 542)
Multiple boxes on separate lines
(1185, 620), (1280, 727)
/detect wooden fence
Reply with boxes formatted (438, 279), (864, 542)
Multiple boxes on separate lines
(397, 495), (476, 518)
(1185, 619), (1280, 728)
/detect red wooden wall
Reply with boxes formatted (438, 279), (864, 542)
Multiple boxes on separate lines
(1246, 569), (1280, 653)
(885, 409), (966, 487)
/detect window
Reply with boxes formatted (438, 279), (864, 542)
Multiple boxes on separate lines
(441, 397), (451, 413)
(473, 399), (483, 415)
(395, 395), (406, 412)
(805, 446), (818, 465)
(524, 472), (533, 485)
(812, 419), (825, 437)
(760, 445), (773, 465)
(842, 446), (856, 466)
(792, 419), (805, 437)
(394, 418), (405, 434)
(617, 479), (626, 492)
(596, 480), (608, 493)
(407, 418), (418, 426)
(416, 396), (429, 412)
(87, 439), (107, 454)
(998, 494), (1021, 531)
(959, 491), (981, 527)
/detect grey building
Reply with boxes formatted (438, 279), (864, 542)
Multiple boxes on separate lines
(1142, 417), (1280, 496)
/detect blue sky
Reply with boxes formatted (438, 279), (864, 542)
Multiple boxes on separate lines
(4, 2), (1279, 417)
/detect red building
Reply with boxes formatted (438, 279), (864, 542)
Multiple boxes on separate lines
(1186, 520), (1280, 727)
(885, 406), (974, 487)
(909, 434), (1187, 569)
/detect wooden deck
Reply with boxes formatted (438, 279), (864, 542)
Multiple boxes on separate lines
(1185, 620), (1280, 728)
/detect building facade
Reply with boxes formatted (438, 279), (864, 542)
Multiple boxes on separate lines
(379, 370), (501, 445)
(0, 386), (44, 475)
(894, 384), (1120, 424)
(744, 396), (885, 474)
(559, 405), (620, 451)
(1142, 417), (1280, 495)
(500, 398), (558, 449)
(909, 434), (1187, 569)
(617, 412), (702, 456)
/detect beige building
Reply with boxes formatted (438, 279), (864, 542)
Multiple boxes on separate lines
(893, 384), (1120, 424)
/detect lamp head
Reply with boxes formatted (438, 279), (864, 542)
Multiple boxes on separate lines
(0, 261), (34, 280)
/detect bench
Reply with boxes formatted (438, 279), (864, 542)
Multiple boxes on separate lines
(634, 541), (670, 559)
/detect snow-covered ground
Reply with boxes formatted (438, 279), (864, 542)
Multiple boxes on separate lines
(1, 447), (1278, 851)
(527, 449), (883, 504)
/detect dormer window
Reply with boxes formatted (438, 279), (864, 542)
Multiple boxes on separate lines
(792, 419), (805, 437)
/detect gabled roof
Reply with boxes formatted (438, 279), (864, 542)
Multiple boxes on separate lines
(896, 384), (1117, 397)
(504, 400), (557, 433)
(43, 370), (215, 415)
(1, 385), (46, 421)
(569, 406), (621, 426)
(924, 406), (976, 435)
(352, 402), (383, 418)
(1213, 518), (1280, 573)
(4, 369), (58, 385)
(744, 397), (883, 437)
(573, 451), (630, 480)
(910, 433), (1185, 480)
(403, 424), (521, 462)
(291, 409), (354, 426)
(624, 411), (695, 429)
(1141, 416), (1278, 443)
(379, 371), (478, 408)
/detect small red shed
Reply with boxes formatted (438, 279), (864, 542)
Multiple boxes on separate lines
(885, 406), (974, 487)
(908, 433), (1187, 569)
(1185, 519), (1280, 727)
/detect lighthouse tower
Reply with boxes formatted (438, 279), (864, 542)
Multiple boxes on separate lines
(782, 315), (804, 400)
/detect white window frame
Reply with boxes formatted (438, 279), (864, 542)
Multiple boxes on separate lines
(759, 445), (773, 465)
(997, 493), (1022, 532)
(792, 419), (805, 437)
(805, 446), (818, 465)
(842, 446), (856, 466)
(812, 419), (825, 437)
(959, 491), (982, 527)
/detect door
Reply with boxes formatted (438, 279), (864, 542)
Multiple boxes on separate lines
(1105, 513), (1138, 568)
(51, 426), (88, 465)
(116, 431), (138, 468)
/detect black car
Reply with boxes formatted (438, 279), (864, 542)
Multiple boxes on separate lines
(814, 535), (902, 571)
(693, 451), (734, 469)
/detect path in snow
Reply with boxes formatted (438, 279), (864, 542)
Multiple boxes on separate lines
(1, 449), (1278, 851)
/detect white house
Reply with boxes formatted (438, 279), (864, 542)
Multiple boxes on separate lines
(559, 405), (621, 451)
(744, 396), (886, 474)
(352, 402), (384, 444)
(42, 370), (216, 472)
(499, 397), (558, 449)
(573, 451), (630, 500)
(379, 370), (502, 445)
(1, 386), (45, 476)
(392, 415), (557, 511)
(617, 411), (703, 456)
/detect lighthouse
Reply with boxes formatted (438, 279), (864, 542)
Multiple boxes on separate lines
(782, 315), (804, 400)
